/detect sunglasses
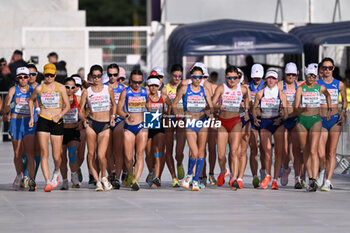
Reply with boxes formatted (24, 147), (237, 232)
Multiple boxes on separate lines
(306, 74), (317, 78)
(172, 74), (183, 79)
(92, 74), (102, 79)
(149, 84), (159, 87)
(226, 76), (239, 80)
(44, 73), (55, 78)
(132, 80), (143, 85)
(192, 75), (203, 80)
(322, 66), (334, 71)
(17, 75), (29, 80)
(65, 85), (76, 90)
(29, 72), (37, 77)
(108, 73), (119, 77)
(286, 73), (297, 77)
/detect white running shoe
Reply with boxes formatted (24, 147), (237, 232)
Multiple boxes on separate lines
(71, 172), (80, 188)
(192, 181), (200, 191)
(281, 167), (291, 186)
(180, 175), (193, 189)
(102, 177), (112, 191)
(317, 170), (325, 187)
(51, 171), (60, 189)
(321, 180), (331, 192)
(12, 173), (22, 191)
(95, 181), (103, 191)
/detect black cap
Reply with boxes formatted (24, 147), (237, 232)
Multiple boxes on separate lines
(13, 50), (23, 56)
(47, 52), (58, 58)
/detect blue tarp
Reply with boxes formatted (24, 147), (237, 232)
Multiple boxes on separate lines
(167, 19), (303, 70)
(290, 21), (350, 64)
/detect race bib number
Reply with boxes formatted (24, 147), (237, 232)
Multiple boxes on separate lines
(261, 97), (280, 117)
(128, 96), (146, 113)
(283, 90), (296, 106)
(222, 92), (242, 112)
(41, 92), (60, 109)
(15, 97), (30, 115)
(151, 102), (163, 113)
(320, 89), (338, 105)
(187, 95), (206, 112)
(63, 108), (78, 123)
(301, 91), (320, 108)
(114, 92), (121, 104)
(90, 95), (110, 112)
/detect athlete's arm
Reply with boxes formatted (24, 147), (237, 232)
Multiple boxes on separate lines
(293, 86), (303, 115)
(242, 86), (250, 121)
(204, 86), (214, 117)
(162, 92), (172, 115)
(172, 85), (186, 117)
(277, 81), (283, 91)
(321, 85), (331, 120)
(28, 86), (40, 127)
(3, 86), (15, 113)
(108, 86), (116, 127)
(117, 89), (128, 118)
(78, 88), (88, 122)
(279, 91), (289, 120)
(252, 90), (263, 126)
(211, 85), (224, 110)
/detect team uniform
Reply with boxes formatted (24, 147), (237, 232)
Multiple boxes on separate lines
(282, 81), (298, 131)
(259, 86), (282, 134)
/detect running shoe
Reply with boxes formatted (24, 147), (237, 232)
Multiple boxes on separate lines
(12, 173), (22, 191)
(60, 179), (69, 190)
(146, 172), (154, 187)
(121, 171), (127, 183)
(217, 168), (229, 187)
(317, 170), (325, 187)
(102, 177), (113, 191)
(123, 173), (130, 186)
(21, 176), (29, 189)
(237, 179), (244, 189)
(300, 177), (305, 188)
(271, 180), (278, 190)
(28, 179), (36, 192)
(181, 175), (193, 189)
(50, 172), (60, 189)
(294, 177), (302, 189)
(260, 176), (271, 189)
(229, 175), (234, 187)
(108, 172), (116, 184)
(77, 167), (83, 183)
(113, 178), (121, 189)
(44, 182), (53, 192)
(172, 178), (180, 188)
(125, 174), (134, 187)
(95, 181), (103, 191)
(306, 179), (317, 192)
(89, 173), (96, 185)
(192, 181), (200, 191)
(252, 176), (260, 188)
(199, 176), (207, 186)
(321, 180), (331, 192)
(278, 167), (284, 178)
(131, 179), (140, 191)
(260, 169), (266, 182)
(152, 177), (161, 188)
(71, 172), (80, 188)
(231, 179), (239, 191)
(198, 182), (205, 189)
(280, 167), (291, 186)
(208, 175), (217, 186)
(177, 164), (185, 180)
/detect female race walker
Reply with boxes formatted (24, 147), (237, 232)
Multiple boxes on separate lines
(212, 65), (249, 190)
(79, 65), (116, 191)
(5, 67), (36, 191)
(294, 63), (331, 192)
(117, 69), (149, 191)
(252, 70), (288, 190)
(28, 63), (70, 192)
(173, 65), (214, 191)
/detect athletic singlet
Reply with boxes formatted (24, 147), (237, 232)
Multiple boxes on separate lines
(87, 85), (110, 113)
(183, 84), (206, 113)
(339, 87), (350, 110)
(219, 83), (242, 112)
(300, 83), (321, 108)
(317, 78), (340, 105)
(149, 93), (164, 114)
(260, 86), (281, 118)
(283, 80), (297, 106)
(249, 80), (265, 103)
(39, 82), (62, 109)
(125, 86), (147, 113)
(105, 82), (125, 105)
(166, 83), (183, 108)
(11, 85), (33, 115)
(63, 95), (79, 123)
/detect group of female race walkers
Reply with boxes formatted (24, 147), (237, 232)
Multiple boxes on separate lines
(2, 56), (348, 192)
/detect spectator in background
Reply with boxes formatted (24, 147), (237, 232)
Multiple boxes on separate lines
(333, 66), (342, 81)
(77, 67), (85, 80)
(47, 52), (67, 84)
(117, 67), (127, 86)
(9, 50), (27, 79)
(0, 58), (14, 91)
(209, 71), (218, 84)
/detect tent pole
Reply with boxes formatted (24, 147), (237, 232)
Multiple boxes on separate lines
(301, 52), (305, 80)
(183, 56), (187, 79)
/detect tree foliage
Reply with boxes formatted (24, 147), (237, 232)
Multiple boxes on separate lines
(79, 0), (147, 26)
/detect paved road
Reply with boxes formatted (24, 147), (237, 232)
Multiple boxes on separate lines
(1, 141), (350, 233)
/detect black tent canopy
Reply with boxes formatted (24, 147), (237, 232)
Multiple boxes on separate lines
(167, 19), (303, 70)
(289, 21), (350, 65)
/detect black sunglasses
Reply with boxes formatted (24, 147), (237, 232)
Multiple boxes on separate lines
(29, 72), (37, 77)
(108, 73), (119, 77)
(44, 73), (55, 78)
(322, 66), (334, 71)
(132, 80), (143, 85)
(92, 74), (102, 79)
